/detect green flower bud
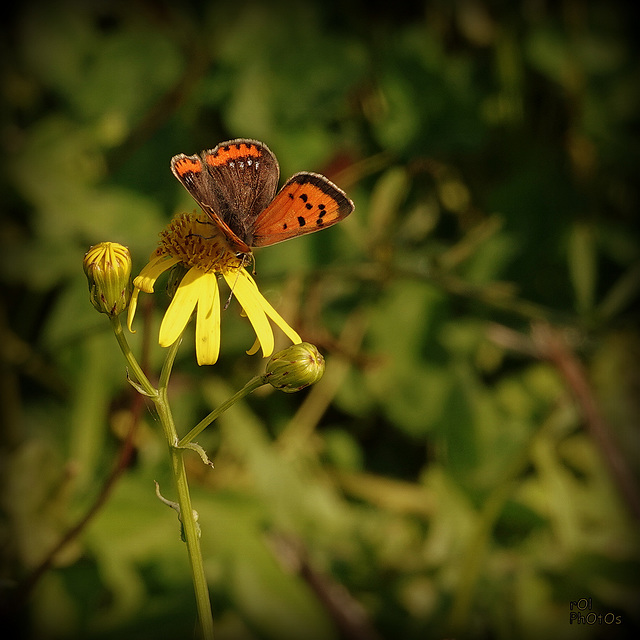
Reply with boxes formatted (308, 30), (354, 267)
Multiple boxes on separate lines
(264, 342), (325, 393)
(83, 242), (132, 316)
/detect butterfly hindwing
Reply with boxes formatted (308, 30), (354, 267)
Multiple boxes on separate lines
(250, 172), (354, 247)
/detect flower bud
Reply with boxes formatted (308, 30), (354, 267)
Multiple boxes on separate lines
(83, 242), (132, 316)
(264, 342), (325, 393)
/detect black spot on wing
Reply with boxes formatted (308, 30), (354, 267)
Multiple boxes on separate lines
(289, 173), (353, 216)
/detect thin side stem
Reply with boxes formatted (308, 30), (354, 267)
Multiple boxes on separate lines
(110, 315), (157, 397)
(178, 375), (266, 447)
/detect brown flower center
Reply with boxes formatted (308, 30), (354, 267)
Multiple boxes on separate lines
(155, 214), (244, 273)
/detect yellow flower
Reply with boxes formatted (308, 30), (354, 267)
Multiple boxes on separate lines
(83, 242), (132, 316)
(127, 214), (301, 365)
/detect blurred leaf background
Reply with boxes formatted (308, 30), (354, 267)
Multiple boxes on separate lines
(1, 1), (639, 639)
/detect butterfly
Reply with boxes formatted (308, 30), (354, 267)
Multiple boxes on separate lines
(170, 138), (354, 256)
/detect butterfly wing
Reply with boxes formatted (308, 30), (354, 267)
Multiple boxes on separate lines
(171, 139), (280, 253)
(171, 152), (247, 252)
(250, 172), (354, 248)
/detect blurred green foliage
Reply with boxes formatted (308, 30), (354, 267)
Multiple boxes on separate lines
(1, 1), (639, 639)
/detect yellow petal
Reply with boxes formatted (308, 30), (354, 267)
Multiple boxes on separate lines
(159, 267), (203, 347)
(224, 270), (274, 357)
(246, 337), (261, 355)
(127, 287), (141, 333)
(134, 254), (180, 293)
(241, 271), (302, 345)
(195, 273), (221, 365)
(260, 300), (302, 345)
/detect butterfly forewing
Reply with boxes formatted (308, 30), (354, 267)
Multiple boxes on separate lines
(171, 139), (280, 252)
(251, 172), (354, 247)
(171, 153), (217, 215)
(202, 139), (280, 234)
(170, 152), (249, 253)
(171, 139), (354, 252)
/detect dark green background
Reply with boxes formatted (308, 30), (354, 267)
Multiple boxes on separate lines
(2, 1), (639, 639)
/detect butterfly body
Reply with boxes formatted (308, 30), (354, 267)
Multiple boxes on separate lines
(171, 139), (354, 255)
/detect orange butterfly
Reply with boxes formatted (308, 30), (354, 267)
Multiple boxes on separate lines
(171, 138), (354, 255)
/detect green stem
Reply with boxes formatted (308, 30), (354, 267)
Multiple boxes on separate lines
(178, 375), (266, 447)
(157, 400), (214, 640)
(156, 338), (214, 640)
(110, 317), (214, 639)
(110, 315), (156, 397)
(159, 332), (181, 391)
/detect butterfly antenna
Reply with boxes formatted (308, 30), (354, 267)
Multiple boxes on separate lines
(224, 256), (244, 310)
(224, 273), (238, 310)
(224, 286), (234, 310)
(224, 253), (253, 310)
